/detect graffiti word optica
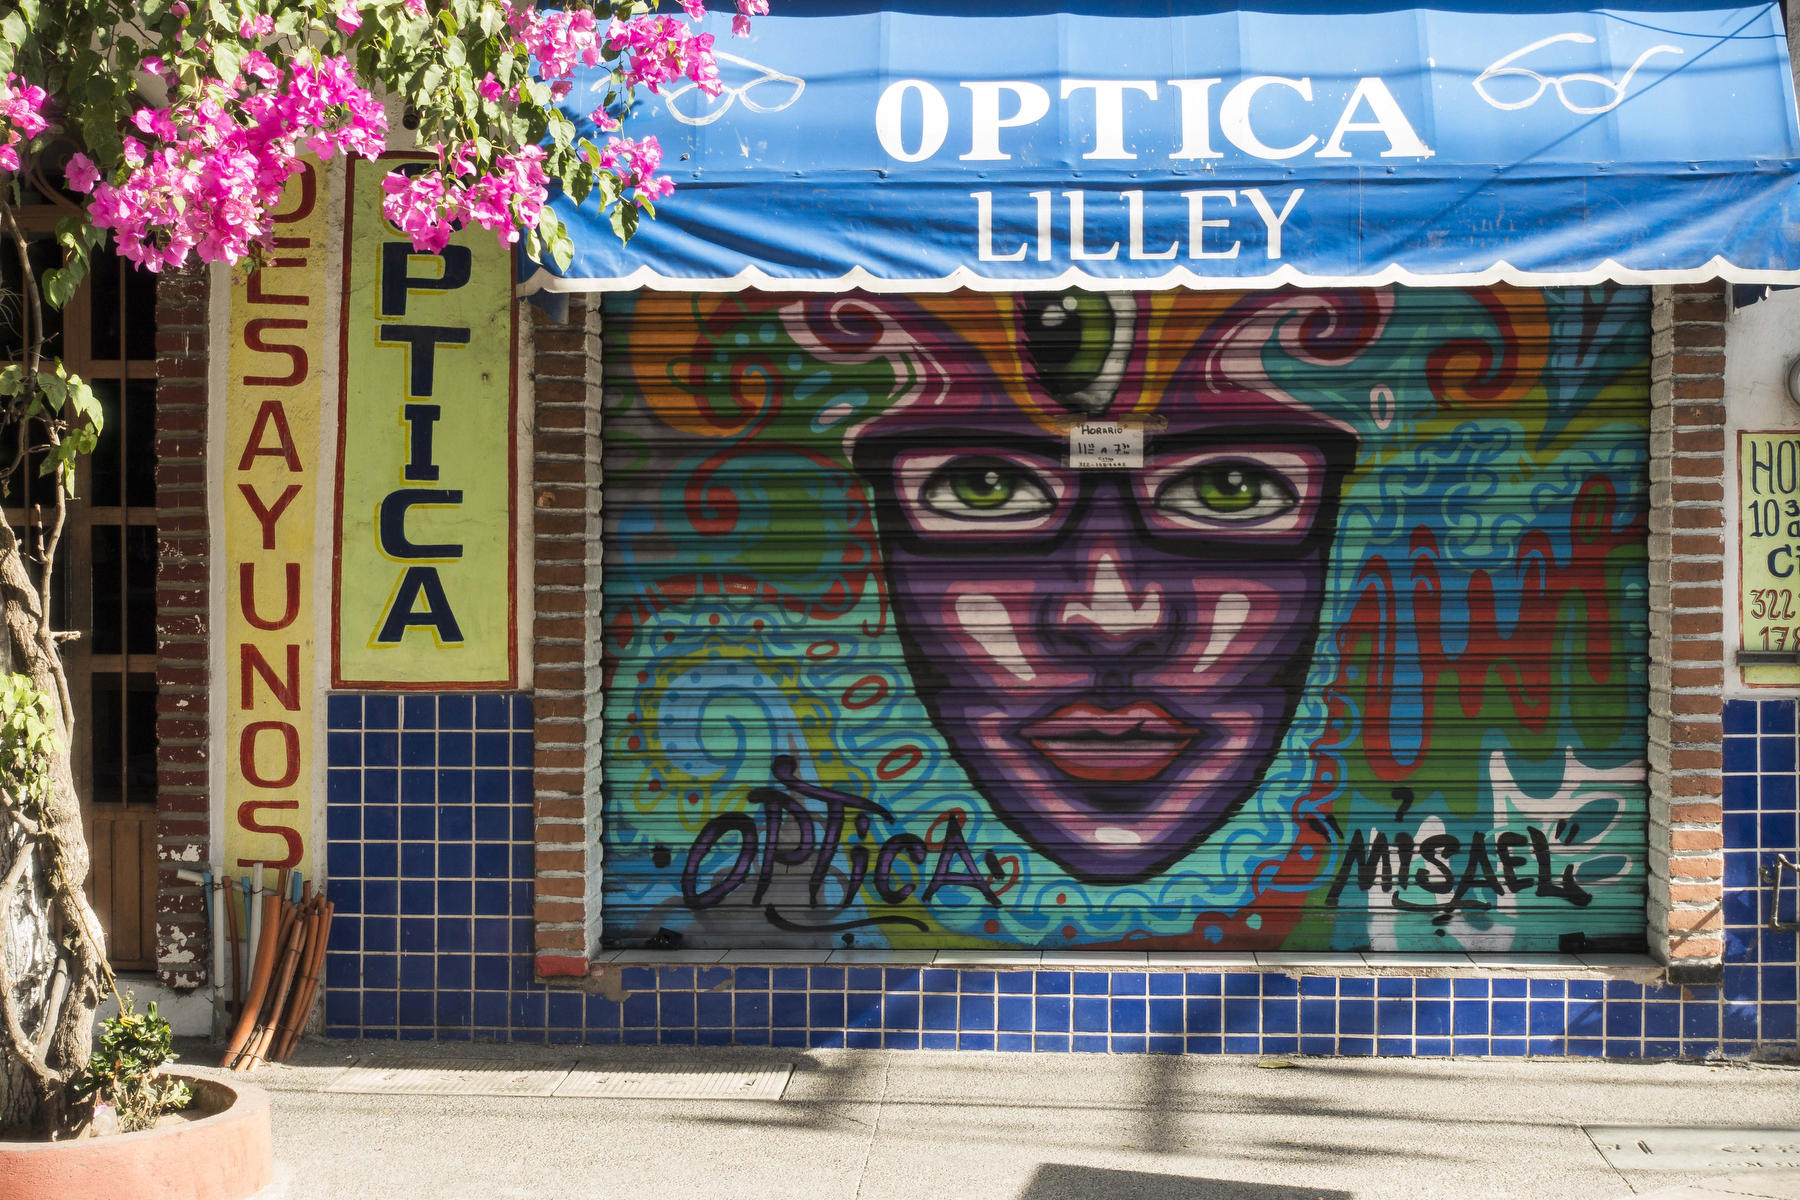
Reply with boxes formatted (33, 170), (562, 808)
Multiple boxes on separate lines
(681, 756), (1002, 931)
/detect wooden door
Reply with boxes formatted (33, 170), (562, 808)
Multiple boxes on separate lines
(4, 182), (161, 971)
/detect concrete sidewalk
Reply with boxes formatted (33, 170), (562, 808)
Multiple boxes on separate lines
(183, 1041), (1800, 1200)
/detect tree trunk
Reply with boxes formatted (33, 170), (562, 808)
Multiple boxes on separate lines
(0, 817), (54, 1128)
(0, 519), (105, 1136)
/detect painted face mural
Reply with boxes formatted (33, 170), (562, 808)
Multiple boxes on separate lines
(848, 293), (1358, 883)
(601, 287), (1651, 952)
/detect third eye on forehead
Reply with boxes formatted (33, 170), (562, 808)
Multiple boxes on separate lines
(1019, 292), (1133, 415)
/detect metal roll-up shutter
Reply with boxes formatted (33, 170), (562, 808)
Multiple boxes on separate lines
(598, 287), (1650, 954)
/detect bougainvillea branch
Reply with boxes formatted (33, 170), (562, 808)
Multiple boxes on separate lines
(0, 0), (763, 1136)
(3, 0), (762, 272)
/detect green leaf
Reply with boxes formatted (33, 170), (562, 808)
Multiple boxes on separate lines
(54, 213), (98, 258)
(212, 40), (243, 85)
(82, 119), (122, 167)
(84, 70), (116, 109)
(40, 267), (79, 311)
(66, 378), (100, 429)
(608, 201), (638, 241)
(36, 370), (66, 411)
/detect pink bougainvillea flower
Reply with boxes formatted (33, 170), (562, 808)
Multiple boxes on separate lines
(64, 152), (99, 193)
(242, 50), (279, 86)
(596, 134), (672, 200)
(1, 74), (49, 139)
(0, 74), (49, 173)
(734, 0), (768, 37)
(57, 0), (743, 262)
(606, 15), (721, 96)
(85, 54), (387, 269)
(524, 7), (602, 80)
(380, 169), (457, 253)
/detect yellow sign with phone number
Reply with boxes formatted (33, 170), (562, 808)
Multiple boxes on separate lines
(1740, 431), (1800, 686)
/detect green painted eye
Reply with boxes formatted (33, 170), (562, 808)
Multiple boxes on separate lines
(1021, 292), (1133, 414)
(1195, 465), (1261, 513)
(951, 467), (1015, 510)
(922, 457), (1056, 521)
(1156, 461), (1300, 525)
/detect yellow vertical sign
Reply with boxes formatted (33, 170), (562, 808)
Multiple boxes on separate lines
(224, 162), (325, 877)
(333, 157), (518, 689)
(1740, 430), (1800, 686)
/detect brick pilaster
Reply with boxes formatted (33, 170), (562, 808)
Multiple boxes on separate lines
(530, 297), (604, 979)
(1647, 282), (1728, 982)
(153, 264), (212, 989)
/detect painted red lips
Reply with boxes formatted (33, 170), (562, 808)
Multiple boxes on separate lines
(1021, 701), (1199, 782)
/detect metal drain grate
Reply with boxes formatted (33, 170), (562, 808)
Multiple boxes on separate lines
(553, 1063), (793, 1100)
(1585, 1127), (1800, 1171)
(325, 1056), (575, 1097)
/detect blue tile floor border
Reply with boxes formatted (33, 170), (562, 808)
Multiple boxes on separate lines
(320, 692), (1800, 1059)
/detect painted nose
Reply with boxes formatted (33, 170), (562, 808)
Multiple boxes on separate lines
(1051, 537), (1173, 657)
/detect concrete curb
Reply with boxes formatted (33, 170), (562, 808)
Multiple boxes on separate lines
(1623, 1170), (1800, 1199)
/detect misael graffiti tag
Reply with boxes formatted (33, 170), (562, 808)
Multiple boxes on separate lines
(680, 756), (1003, 932)
(1326, 820), (1594, 923)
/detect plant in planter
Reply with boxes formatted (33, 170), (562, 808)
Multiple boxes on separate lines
(71, 999), (190, 1135)
(0, 0), (768, 1137)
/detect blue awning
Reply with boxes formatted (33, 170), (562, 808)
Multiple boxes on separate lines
(528, 1), (1800, 292)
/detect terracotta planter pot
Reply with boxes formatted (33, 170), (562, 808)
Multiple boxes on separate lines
(0, 1076), (273, 1200)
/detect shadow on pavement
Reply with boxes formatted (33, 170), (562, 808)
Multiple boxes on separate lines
(1019, 1163), (1354, 1199)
